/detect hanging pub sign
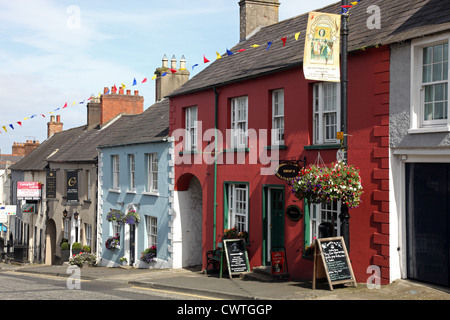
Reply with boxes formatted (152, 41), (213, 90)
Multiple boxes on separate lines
(17, 182), (42, 200)
(66, 171), (78, 203)
(275, 161), (300, 181)
(46, 170), (57, 199)
(303, 11), (341, 82)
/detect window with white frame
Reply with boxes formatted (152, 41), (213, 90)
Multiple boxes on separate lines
(112, 155), (120, 189)
(146, 216), (157, 248)
(85, 170), (91, 201)
(310, 202), (340, 242)
(313, 82), (340, 144)
(85, 223), (92, 248)
(231, 96), (248, 149)
(128, 154), (135, 191)
(272, 89), (285, 145)
(146, 153), (158, 193)
(411, 35), (450, 131)
(226, 184), (248, 233)
(185, 106), (198, 151)
(64, 218), (70, 240)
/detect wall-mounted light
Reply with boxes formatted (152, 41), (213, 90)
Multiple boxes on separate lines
(74, 212), (79, 220)
(63, 209), (68, 218)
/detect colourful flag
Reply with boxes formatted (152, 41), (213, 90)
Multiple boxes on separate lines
(238, 49), (246, 52)
(9, 124), (14, 130)
(121, 83), (126, 89)
(203, 55), (210, 63)
(169, 68), (177, 73)
(17, 121), (22, 126)
(162, 72), (167, 76)
(132, 78), (137, 86)
(266, 42), (272, 50)
(63, 102), (68, 109)
(2, 126), (6, 132)
(142, 78), (147, 83)
(251, 44), (260, 48)
(226, 49), (234, 56)
(192, 64), (199, 70)
(216, 52), (222, 60)
(151, 75), (157, 80)
(281, 37), (287, 46)
(295, 32), (301, 41)
(113, 84), (117, 93)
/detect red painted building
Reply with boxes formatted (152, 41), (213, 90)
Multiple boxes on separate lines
(169, 1), (390, 284)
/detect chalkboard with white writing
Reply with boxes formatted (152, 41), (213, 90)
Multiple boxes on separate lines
(223, 239), (250, 278)
(313, 237), (357, 290)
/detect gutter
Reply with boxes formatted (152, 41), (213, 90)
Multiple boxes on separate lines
(213, 87), (219, 249)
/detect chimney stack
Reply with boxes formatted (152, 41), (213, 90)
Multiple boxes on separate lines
(47, 115), (64, 138)
(239, 0), (280, 42)
(155, 54), (190, 102)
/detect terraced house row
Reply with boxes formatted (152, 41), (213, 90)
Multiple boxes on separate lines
(3, 0), (450, 288)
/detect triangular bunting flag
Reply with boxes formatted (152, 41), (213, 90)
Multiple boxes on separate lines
(204, 55), (210, 63)
(132, 78), (137, 86)
(151, 75), (157, 80)
(226, 49), (234, 56)
(266, 42), (272, 50)
(17, 121), (22, 126)
(142, 78), (147, 83)
(9, 124), (14, 130)
(192, 64), (199, 70)
(2, 126), (6, 132)
(169, 68), (177, 73)
(295, 32), (301, 41)
(216, 52), (222, 60)
(281, 37), (287, 46)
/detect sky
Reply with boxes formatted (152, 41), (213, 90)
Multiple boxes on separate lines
(0, 0), (337, 154)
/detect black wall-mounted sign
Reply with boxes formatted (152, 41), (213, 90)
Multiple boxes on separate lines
(275, 161), (300, 181)
(66, 171), (78, 203)
(286, 205), (302, 221)
(46, 170), (57, 199)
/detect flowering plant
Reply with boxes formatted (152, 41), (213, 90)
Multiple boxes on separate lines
(119, 256), (127, 263)
(69, 252), (97, 268)
(107, 209), (124, 223)
(140, 245), (157, 263)
(303, 237), (317, 257)
(291, 161), (363, 209)
(223, 227), (248, 241)
(105, 233), (120, 250)
(123, 209), (140, 225)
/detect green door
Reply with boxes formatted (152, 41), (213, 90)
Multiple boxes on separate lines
(270, 188), (285, 251)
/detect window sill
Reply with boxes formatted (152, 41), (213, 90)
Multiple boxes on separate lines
(304, 144), (341, 150)
(179, 150), (199, 155)
(223, 148), (250, 153)
(264, 145), (287, 150)
(108, 189), (121, 194)
(142, 191), (160, 197)
(126, 190), (137, 194)
(408, 126), (450, 134)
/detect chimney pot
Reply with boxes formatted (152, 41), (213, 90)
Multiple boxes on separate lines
(162, 54), (168, 68)
(134, 90), (139, 96)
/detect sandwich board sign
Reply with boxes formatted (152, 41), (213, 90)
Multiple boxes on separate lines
(222, 239), (250, 279)
(312, 236), (357, 290)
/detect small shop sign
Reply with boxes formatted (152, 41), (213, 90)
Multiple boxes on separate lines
(17, 182), (42, 200)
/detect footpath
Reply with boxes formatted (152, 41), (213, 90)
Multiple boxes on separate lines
(1, 262), (450, 300)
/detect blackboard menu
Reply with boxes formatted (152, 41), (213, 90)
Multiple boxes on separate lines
(320, 239), (351, 281)
(223, 239), (250, 278)
(313, 237), (356, 290)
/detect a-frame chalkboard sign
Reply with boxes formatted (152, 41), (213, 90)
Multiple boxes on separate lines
(222, 239), (251, 279)
(312, 237), (357, 290)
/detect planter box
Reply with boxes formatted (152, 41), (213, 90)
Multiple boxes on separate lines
(61, 250), (70, 262)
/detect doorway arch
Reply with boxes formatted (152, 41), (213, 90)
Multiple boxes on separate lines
(174, 174), (203, 268)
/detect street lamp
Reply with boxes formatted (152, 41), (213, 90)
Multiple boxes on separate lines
(63, 209), (68, 218)
(74, 212), (79, 220)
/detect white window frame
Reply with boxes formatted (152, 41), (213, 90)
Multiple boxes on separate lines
(313, 82), (340, 145)
(410, 34), (450, 133)
(128, 154), (135, 191)
(231, 96), (248, 149)
(146, 216), (157, 248)
(310, 201), (341, 242)
(146, 153), (158, 193)
(112, 155), (120, 189)
(185, 106), (198, 151)
(85, 223), (92, 248)
(272, 89), (285, 145)
(227, 184), (249, 233)
(85, 170), (91, 201)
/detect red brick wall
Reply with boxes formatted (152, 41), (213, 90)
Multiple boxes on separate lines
(100, 88), (144, 125)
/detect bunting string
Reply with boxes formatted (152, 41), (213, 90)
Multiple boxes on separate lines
(1, 1), (362, 135)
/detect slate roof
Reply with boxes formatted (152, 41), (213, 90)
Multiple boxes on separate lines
(10, 98), (169, 170)
(169, 0), (450, 97)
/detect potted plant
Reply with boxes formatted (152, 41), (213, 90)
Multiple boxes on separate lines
(82, 245), (91, 253)
(140, 245), (157, 263)
(105, 233), (120, 250)
(223, 227), (248, 242)
(69, 252), (97, 268)
(123, 209), (140, 225)
(61, 241), (70, 262)
(72, 242), (82, 255)
(119, 256), (128, 266)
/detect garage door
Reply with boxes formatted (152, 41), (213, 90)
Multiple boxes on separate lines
(406, 163), (450, 287)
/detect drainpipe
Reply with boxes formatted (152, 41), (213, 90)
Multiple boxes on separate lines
(213, 87), (219, 249)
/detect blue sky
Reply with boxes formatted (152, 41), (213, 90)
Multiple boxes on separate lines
(0, 0), (337, 154)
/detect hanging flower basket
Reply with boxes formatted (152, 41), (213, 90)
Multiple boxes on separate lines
(291, 161), (363, 209)
(107, 209), (124, 223)
(122, 209), (140, 225)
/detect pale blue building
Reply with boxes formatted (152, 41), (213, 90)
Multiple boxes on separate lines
(97, 98), (176, 268)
